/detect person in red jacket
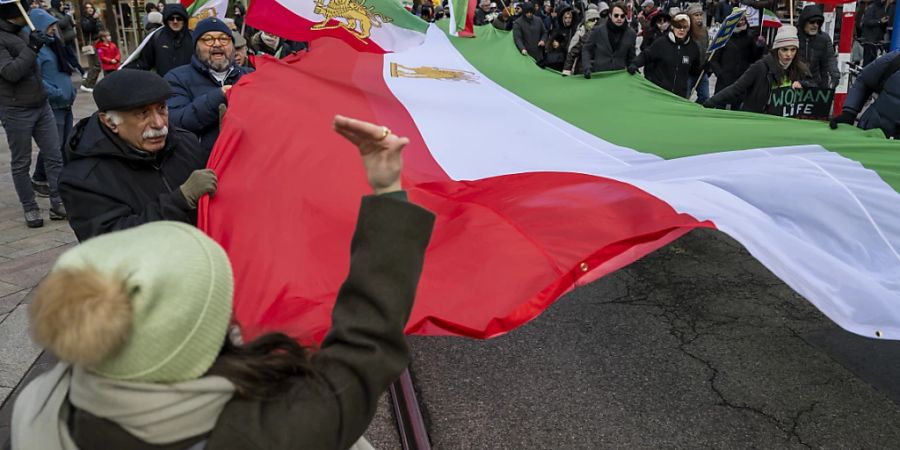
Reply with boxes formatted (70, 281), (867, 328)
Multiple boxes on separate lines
(94, 30), (121, 75)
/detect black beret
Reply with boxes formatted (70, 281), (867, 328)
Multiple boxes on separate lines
(92, 69), (173, 112)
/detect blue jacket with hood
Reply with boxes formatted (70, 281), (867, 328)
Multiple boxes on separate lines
(28, 8), (76, 110)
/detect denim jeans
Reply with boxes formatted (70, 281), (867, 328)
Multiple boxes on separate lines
(0, 102), (63, 211)
(688, 73), (710, 104)
(33, 107), (73, 182)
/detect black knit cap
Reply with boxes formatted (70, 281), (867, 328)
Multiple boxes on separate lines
(92, 69), (173, 112)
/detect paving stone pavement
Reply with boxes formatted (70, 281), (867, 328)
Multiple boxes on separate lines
(0, 83), (93, 417)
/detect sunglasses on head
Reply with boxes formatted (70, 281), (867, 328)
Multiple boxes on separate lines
(612, 13), (625, 18)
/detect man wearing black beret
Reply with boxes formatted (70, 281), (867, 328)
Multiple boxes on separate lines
(165, 17), (253, 155)
(58, 69), (216, 241)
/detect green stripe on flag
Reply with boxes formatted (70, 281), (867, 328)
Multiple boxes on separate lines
(446, 25), (900, 191)
(371, 0), (430, 33)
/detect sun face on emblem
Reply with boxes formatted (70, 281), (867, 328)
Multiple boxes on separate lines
(389, 63), (479, 82)
(310, 0), (393, 43)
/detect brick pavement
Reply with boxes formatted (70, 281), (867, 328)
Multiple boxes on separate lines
(0, 83), (95, 441)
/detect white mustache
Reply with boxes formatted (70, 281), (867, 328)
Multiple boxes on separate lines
(143, 126), (168, 139)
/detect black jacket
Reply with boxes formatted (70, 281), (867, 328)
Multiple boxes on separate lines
(126, 4), (193, 77)
(704, 54), (812, 113)
(513, 14), (548, 60)
(844, 51), (900, 138)
(165, 57), (252, 155)
(79, 11), (102, 43)
(632, 32), (702, 98)
(0, 20), (46, 108)
(709, 28), (763, 93)
(797, 5), (839, 88)
(582, 21), (636, 73)
(860, 0), (887, 43)
(67, 194), (435, 450)
(59, 114), (207, 241)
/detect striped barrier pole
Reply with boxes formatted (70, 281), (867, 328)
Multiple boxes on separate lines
(833, 1), (856, 115)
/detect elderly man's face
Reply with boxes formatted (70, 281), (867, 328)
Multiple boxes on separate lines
(101, 102), (170, 153)
(197, 32), (234, 71)
(234, 46), (248, 66)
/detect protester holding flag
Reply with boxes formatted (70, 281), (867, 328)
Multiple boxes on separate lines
(582, 2), (637, 76)
(13, 115), (435, 450)
(513, 2), (548, 60)
(59, 70), (212, 241)
(629, 12), (703, 98)
(709, 9), (763, 95)
(797, 5), (840, 88)
(0, 1), (66, 229)
(125, 3), (192, 77)
(27, 8), (76, 202)
(704, 25), (811, 113)
(165, 18), (252, 155)
(830, 50), (900, 138)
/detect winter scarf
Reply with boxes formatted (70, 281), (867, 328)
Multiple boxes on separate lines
(607, 19), (626, 52)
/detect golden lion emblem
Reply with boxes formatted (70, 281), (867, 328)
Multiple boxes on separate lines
(311, 0), (392, 43)
(390, 63), (478, 82)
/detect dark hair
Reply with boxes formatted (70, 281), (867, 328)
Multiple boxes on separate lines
(206, 332), (322, 399)
(609, 2), (626, 15)
(145, 3), (157, 13)
(769, 48), (810, 83)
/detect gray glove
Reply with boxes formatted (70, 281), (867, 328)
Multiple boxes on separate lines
(179, 169), (218, 209)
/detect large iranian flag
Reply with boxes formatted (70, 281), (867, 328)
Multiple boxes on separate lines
(200, 24), (900, 344)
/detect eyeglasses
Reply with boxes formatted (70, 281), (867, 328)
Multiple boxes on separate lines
(587, 17), (599, 22)
(612, 13), (626, 18)
(198, 35), (233, 46)
(168, 16), (184, 22)
(673, 24), (688, 29)
(809, 19), (823, 25)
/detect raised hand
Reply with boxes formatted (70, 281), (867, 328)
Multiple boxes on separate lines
(333, 115), (409, 194)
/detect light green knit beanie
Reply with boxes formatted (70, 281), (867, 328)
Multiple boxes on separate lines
(30, 221), (233, 383)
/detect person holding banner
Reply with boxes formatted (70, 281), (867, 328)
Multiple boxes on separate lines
(0, 0), (66, 228)
(628, 13), (703, 98)
(704, 25), (812, 113)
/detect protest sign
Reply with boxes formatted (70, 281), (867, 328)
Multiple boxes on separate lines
(768, 87), (835, 120)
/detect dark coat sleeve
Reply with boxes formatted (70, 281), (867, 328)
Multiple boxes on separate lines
(582, 27), (599, 71)
(563, 36), (583, 71)
(625, 34), (636, 67)
(59, 165), (194, 242)
(823, 37), (840, 86)
(632, 42), (649, 69)
(843, 51), (895, 113)
(208, 195), (435, 450)
(0, 39), (38, 84)
(513, 20), (527, 51)
(126, 33), (157, 71)
(705, 59), (763, 108)
(165, 70), (226, 137)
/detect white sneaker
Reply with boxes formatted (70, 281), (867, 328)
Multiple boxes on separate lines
(80, 85), (93, 93)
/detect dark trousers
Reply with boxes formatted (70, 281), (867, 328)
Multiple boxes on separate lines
(64, 40), (85, 75)
(84, 53), (101, 88)
(0, 102), (63, 210)
(33, 107), (73, 182)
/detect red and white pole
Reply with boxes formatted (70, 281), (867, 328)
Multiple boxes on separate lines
(834, 1), (856, 115)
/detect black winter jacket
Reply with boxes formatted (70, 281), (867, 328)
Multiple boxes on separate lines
(513, 14), (548, 60)
(709, 29), (763, 93)
(126, 4), (192, 77)
(797, 5), (839, 88)
(165, 57), (252, 155)
(632, 32), (702, 98)
(582, 21), (636, 73)
(59, 114), (207, 241)
(704, 54), (812, 113)
(49, 8), (77, 43)
(844, 51), (900, 138)
(0, 20), (46, 108)
(67, 194), (435, 450)
(79, 12), (102, 43)
(860, 0), (887, 43)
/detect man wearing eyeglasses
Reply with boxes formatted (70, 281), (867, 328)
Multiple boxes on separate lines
(164, 18), (252, 155)
(797, 4), (839, 88)
(126, 4), (193, 77)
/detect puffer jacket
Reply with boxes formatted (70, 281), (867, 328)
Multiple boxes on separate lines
(632, 32), (703, 98)
(0, 19), (46, 108)
(165, 56), (253, 154)
(797, 5), (839, 88)
(844, 51), (900, 138)
(704, 54), (812, 113)
(125, 4), (193, 77)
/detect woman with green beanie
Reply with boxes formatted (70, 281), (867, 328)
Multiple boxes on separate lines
(11, 116), (435, 450)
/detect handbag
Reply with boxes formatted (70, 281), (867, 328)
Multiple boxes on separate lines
(80, 45), (95, 56)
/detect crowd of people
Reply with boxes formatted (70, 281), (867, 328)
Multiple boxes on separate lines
(0, 0), (897, 447)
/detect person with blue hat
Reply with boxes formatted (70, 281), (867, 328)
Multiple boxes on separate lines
(164, 17), (253, 156)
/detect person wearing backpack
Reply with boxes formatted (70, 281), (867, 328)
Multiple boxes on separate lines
(829, 50), (900, 139)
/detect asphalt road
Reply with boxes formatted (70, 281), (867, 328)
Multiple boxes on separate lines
(365, 228), (900, 449)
